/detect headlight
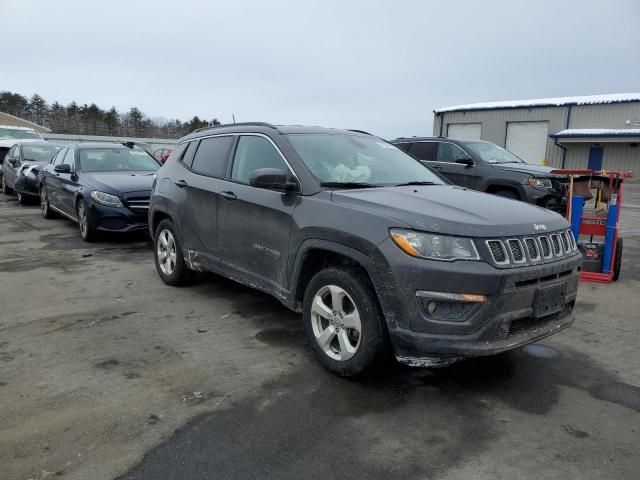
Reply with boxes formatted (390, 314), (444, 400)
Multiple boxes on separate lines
(527, 177), (552, 189)
(390, 229), (480, 261)
(90, 191), (123, 208)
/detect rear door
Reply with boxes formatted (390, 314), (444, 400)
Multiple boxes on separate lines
(3, 145), (19, 188)
(44, 147), (67, 209)
(216, 134), (296, 293)
(57, 147), (80, 216)
(175, 136), (234, 267)
(431, 141), (476, 187)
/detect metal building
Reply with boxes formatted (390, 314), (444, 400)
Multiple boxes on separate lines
(432, 93), (640, 173)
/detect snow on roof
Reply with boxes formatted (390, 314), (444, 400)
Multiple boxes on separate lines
(0, 124), (38, 131)
(550, 128), (640, 138)
(435, 93), (640, 113)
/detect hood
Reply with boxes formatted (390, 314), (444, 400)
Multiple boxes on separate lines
(82, 171), (156, 194)
(491, 162), (556, 176)
(331, 185), (568, 237)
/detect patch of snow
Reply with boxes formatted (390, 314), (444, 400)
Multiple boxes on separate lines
(435, 93), (640, 113)
(551, 128), (640, 137)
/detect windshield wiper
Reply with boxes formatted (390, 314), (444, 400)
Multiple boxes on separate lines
(320, 182), (380, 189)
(394, 181), (438, 186)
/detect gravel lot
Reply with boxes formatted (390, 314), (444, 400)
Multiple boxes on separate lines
(1, 185), (639, 480)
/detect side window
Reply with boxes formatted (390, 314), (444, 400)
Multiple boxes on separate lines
(190, 136), (234, 177)
(436, 143), (467, 163)
(409, 142), (438, 161)
(181, 141), (199, 168)
(231, 136), (287, 184)
(62, 148), (76, 168)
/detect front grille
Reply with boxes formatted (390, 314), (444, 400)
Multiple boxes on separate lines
(487, 240), (508, 264)
(524, 238), (540, 261)
(507, 239), (525, 263)
(493, 304), (574, 341)
(126, 198), (150, 210)
(550, 234), (562, 256)
(486, 230), (577, 267)
(539, 236), (552, 258)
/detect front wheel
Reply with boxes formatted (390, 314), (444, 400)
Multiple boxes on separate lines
(77, 199), (97, 242)
(153, 219), (194, 286)
(303, 267), (388, 377)
(40, 186), (56, 219)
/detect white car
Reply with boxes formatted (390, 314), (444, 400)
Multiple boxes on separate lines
(0, 125), (44, 180)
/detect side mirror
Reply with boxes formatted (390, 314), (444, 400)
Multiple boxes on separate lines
(249, 168), (298, 192)
(54, 164), (72, 174)
(455, 157), (474, 167)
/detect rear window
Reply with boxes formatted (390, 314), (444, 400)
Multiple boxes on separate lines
(190, 136), (234, 177)
(79, 148), (160, 172)
(0, 127), (40, 140)
(22, 145), (62, 162)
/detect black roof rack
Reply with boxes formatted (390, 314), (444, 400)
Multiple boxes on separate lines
(347, 129), (372, 135)
(193, 122), (278, 134)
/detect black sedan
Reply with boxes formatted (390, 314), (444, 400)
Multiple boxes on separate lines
(39, 143), (160, 241)
(1, 142), (63, 203)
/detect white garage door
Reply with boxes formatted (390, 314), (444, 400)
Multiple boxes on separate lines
(505, 121), (549, 165)
(447, 123), (481, 140)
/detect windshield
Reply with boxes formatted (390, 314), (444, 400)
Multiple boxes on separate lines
(22, 145), (62, 163)
(79, 148), (160, 172)
(286, 133), (444, 186)
(0, 128), (41, 140)
(464, 141), (524, 164)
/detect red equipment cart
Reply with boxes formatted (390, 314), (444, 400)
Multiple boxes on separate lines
(551, 169), (628, 283)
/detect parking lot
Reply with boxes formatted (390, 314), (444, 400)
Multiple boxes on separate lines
(0, 185), (639, 480)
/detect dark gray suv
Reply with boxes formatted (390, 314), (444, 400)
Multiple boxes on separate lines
(392, 137), (566, 211)
(149, 123), (581, 376)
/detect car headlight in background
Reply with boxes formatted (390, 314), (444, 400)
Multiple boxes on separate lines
(527, 177), (552, 189)
(90, 191), (124, 208)
(390, 229), (479, 261)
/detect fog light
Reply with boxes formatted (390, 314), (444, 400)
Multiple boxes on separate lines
(416, 290), (486, 322)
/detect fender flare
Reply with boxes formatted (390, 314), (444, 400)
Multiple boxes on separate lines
(289, 239), (393, 320)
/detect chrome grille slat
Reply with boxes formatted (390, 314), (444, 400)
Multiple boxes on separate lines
(486, 240), (509, 265)
(538, 235), (552, 259)
(486, 230), (576, 267)
(550, 234), (562, 257)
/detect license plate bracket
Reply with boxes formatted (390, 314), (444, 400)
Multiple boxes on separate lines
(533, 283), (566, 318)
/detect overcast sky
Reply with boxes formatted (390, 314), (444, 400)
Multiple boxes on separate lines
(1, 0), (639, 138)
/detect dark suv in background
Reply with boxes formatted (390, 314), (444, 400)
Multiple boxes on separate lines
(149, 123), (581, 377)
(392, 137), (566, 211)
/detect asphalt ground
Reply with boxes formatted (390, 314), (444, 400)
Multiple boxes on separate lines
(1, 185), (639, 480)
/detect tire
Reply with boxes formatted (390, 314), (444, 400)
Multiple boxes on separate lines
(40, 186), (56, 219)
(1, 175), (13, 195)
(17, 192), (28, 204)
(493, 189), (519, 200)
(303, 266), (388, 377)
(76, 199), (98, 242)
(612, 237), (623, 281)
(153, 219), (194, 286)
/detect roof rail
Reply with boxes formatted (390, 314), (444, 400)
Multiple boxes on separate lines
(193, 122), (278, 134)
(348, 129), (372, 135)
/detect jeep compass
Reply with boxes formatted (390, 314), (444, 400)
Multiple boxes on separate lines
(149, 123), (581, 376)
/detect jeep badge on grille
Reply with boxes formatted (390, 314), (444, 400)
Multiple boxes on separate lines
(533, 224), (547, 231)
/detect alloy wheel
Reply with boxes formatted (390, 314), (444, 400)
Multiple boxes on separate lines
(78, 202), (88, 238)
(157, 229), (177, 276)
(310, 285), (362, 361)
(40, 188), (48, 215)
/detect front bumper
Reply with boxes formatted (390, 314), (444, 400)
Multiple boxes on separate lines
(89, 202), (149, 233)
(523, 184), (565, 212)
(372, 238), (581, 365)
(14, 175), (39, 197)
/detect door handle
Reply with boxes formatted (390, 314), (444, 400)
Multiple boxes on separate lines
(220, 190), (237, 200)
(174, 179), (188, 188)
